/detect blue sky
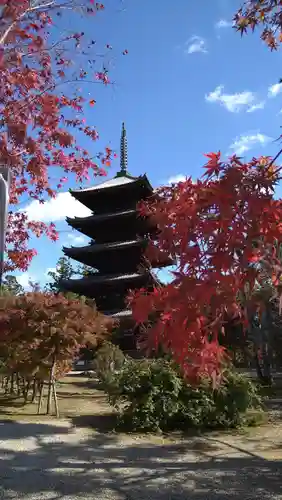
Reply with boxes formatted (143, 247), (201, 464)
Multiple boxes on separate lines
(15, 0), (282, 287)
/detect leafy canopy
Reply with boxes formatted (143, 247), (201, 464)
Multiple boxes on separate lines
(0, 291), (113, 377)
(130, 154), (282, 382)
(0, 0), (127, 272)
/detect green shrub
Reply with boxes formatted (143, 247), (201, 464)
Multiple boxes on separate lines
(93, 341), (126, 388)
(105, 358), (262, 432)
(211, 369), (261, 427)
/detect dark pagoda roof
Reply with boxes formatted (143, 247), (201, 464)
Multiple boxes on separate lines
(66, 208), (137, 226)
(62, 238), (172, 271)
(66, 208), (157, 243)
(63, 239), (145, 257)
(71, 174), (150, 194)
(70, 174), (153, 213)
(62, 239), (145, 268)
(59, 270), (156, 294)
(111, 310), (132, 318)
(69, 122), (154, 213)
(60, 123), (167, 323)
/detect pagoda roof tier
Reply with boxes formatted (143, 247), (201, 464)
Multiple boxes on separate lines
(59, 270), (156, 297)
(111, 310), (132, 318)
(67, 208), (136, 226)
(70, 174), (154, 214)
(103, 309), (133, 320)
(66, 209), (156, 242)
(63, 239), (144, 270)
(62, 239), (172, 271)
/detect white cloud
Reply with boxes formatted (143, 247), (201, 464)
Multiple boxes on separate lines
(229, 133), (272, 155)
(167, 174), (187, 184)
(205, 85), (257, 113)
(268, 82), (282, 98)
(185, 36), (207, 55)
(247, 101), (265, 113)
(45, 267), (56, 277)
(23, 192), (91, 222)
(16, 272), (34, 289)
(67, 233), (87, 245)
(215, 19), (233, 29)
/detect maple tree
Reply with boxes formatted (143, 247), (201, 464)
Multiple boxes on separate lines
(129, 155), (282, 382)
(0, 291), (112, 412)
(234, 0), (282, 49)
(129, 0), (282, 384)
(0, 0), (126, 272)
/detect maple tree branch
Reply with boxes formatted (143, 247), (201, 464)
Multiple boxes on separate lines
(3, 78), (113, 121)
(271, 147), (282, 175)
(0, 0), (90, 46)
(0, 1), (55, 45)
(4, 35), (72, 59)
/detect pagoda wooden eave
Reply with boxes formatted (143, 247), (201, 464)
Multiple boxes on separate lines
(111, 309), (132, 318)
(66, 208), (156, 243)
(62, 238), (173, 269)
(69, 174), (154, 211)
(63, 238), (145, 255)
(66, 208), (138, 227)
(103, 309), (133, 320)
(59, 270), (156, 293)
(70, 174), (152, 196)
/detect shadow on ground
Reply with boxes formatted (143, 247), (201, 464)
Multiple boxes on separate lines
(0, 419), (281, 499)
(71, 413), (119, 432)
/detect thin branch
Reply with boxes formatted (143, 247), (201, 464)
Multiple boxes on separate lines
(262, 144), (282, 173)
(5, 77), (114, 119)
(271, 147), (282, 175)
(0, 1), (55, 45)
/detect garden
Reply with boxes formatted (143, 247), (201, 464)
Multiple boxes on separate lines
(1, 0), (282, 438)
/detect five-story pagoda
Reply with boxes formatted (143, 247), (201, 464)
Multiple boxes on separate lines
(59, 124), (171, 335)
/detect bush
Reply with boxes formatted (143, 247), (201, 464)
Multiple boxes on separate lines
(105, 358), (262, 432)
(93, 341), (126, 387)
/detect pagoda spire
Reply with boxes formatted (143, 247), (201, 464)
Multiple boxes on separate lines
(116, 122), (128, 177)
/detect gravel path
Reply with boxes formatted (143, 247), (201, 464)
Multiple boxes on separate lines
(0, 419), (281, 499)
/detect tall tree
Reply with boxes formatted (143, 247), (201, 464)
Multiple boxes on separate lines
(45, 256), (76, 293)
(129, 1), (282, 383)
(0, 291), (113, 413)
(130, 155), (282, 382)
(2, 274), (23, 295)
(0, 1), (127, 272)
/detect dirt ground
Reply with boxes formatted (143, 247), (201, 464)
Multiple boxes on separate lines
(0, 374), (281, 498)
(0, 372), (281, 436)
(0, 374), (115, 426)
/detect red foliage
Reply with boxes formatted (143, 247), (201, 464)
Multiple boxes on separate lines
(0, 291), (112, 377)
(129, 154), (282, 382)
(0, 1), (127, 272)
(234, 0), (282, 49)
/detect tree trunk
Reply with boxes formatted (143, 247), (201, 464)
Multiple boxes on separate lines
(254, 351), (265, 383)
(16, 372), (21, 396)
(31, 378), (37, 403)
(52, 380), (59, 418)
(23, 379), (30, 403)
(37, 382), (44, 414)
(10, 372), (14, 395)
(46, 355), (56, 415)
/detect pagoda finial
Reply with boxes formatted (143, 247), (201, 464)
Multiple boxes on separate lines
(117, 122), (128, 176)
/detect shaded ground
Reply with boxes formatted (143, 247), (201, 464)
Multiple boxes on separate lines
(0, 418), (282, 499)
(0, 375), (115, 426)
(0, 374), (282, 498)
